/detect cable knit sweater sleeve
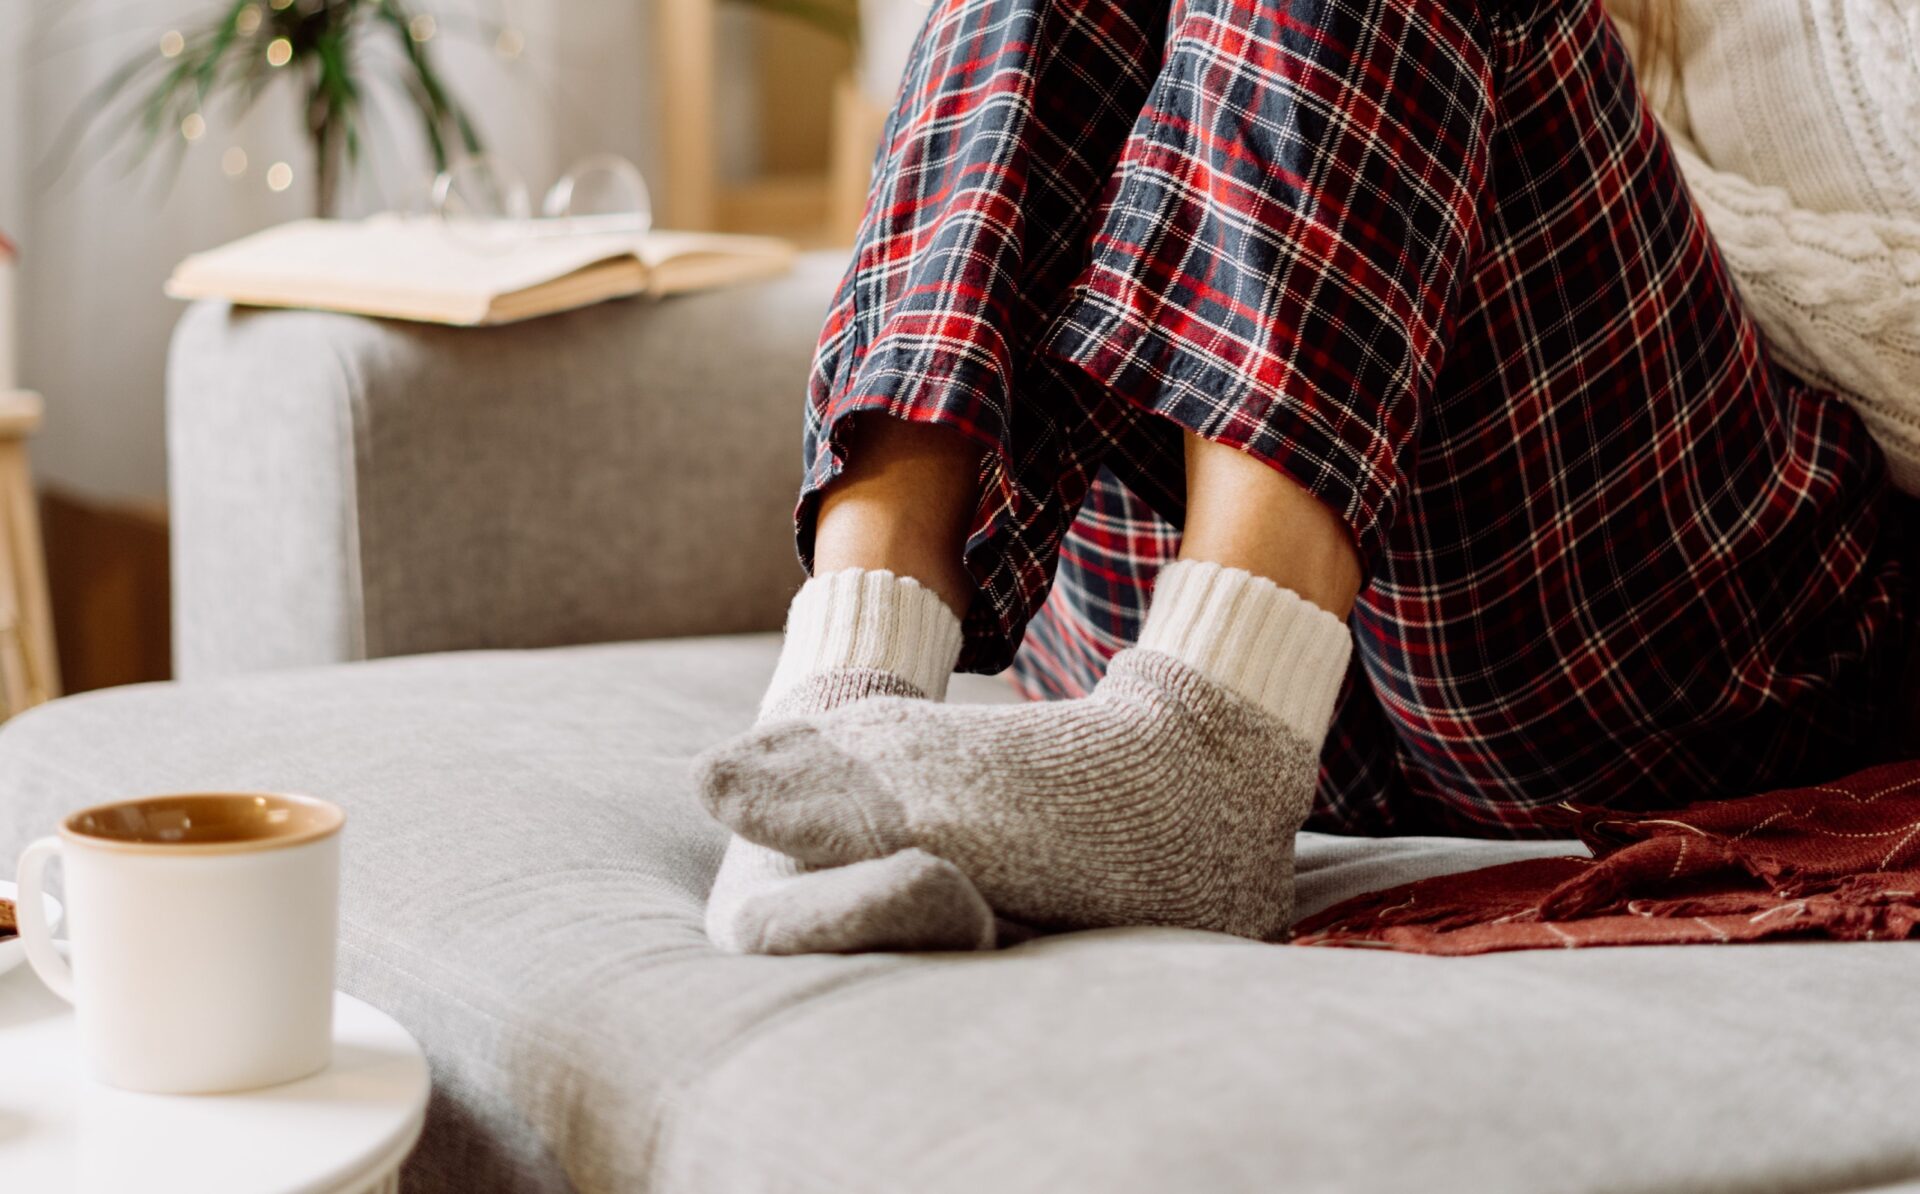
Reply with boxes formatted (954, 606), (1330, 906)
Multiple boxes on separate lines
(1619, 0), (1920, 496)
(1666, 130), (1920, 494)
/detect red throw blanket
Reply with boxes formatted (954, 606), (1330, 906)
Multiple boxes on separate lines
(1291, 759), (1920, 955)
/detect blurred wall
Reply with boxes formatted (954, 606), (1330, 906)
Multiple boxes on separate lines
(0, 1), (664, 507)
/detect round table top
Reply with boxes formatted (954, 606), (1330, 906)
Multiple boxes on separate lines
(0, 389), (42, 437)
(0, 962), (430, 1194)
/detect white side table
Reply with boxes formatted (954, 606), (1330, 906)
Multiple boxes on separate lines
(0, 961), (430, 1193)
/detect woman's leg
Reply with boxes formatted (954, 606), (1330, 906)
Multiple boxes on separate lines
(810, 421), (983, 619)
(1020, 463), (1436, 840)
(707, 421), (1358, 940)
(1181, 435), (1360, 618)
(1022, 0), (1911, 839)
(718, 417), (1374, 952)
(704, 0), (1499, 941)
(815, 421), (1360, 621)
(794, 0), (1491, 675)
(703, 0), (1174, 953)
(721, 416), (1367, 959)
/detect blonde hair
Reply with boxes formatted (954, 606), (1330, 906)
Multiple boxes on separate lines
(1605, 0), (1680, 105)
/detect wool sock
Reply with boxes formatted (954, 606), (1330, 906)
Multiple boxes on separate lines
(702, 568), (991, 954)
(699, 560), (1352, 940)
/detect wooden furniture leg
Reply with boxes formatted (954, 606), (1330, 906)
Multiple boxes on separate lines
(0, 391), (59, 714)
(655, 0), (718, 231)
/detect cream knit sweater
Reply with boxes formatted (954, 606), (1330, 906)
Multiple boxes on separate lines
(1621, 0), (1920, 494)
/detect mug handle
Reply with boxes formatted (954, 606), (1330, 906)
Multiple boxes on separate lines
(15, 836), (74, 1003)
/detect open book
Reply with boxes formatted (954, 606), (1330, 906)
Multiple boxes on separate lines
(166, 216), (797, 326)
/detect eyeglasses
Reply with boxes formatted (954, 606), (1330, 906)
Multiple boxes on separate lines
(427, 152), (653, 250)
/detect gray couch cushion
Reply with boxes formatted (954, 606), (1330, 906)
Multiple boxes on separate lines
(1, 636), (1915, 1194)
(168, 253), (848, 681)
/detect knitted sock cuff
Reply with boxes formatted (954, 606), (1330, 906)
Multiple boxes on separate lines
(763, 568), (964, 715)
(1137, 560), (1352, 747)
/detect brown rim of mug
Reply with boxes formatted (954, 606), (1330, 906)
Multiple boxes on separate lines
(59, 792), (345, 856)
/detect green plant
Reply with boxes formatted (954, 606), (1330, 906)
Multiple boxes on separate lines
(76, 0), (484, 216)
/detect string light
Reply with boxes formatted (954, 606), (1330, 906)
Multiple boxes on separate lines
(222, 147), (249, 177)
(408, 14), (436, 42)
(266, 37), (292, 66)
(159, 30), (185, 57)
(266, 162), (294, 192)
(494, 27), (524, 60)
(234, 5), (262, 35)
(180, 113), (207, 141)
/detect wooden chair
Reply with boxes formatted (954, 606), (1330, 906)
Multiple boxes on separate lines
(652, 0), (884, 242)
(0, 390), (59, 715)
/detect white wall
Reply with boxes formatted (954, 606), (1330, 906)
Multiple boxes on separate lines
(0, 1), (661, 506)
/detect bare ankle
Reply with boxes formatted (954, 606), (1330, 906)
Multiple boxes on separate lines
(1179, 433), (1361, 618)
(812, 418), (983, 619)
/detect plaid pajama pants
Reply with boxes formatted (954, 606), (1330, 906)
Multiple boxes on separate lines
(798, 0), (1914, 836)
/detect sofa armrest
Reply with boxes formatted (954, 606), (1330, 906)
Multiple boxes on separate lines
(167, 251), (844, 680)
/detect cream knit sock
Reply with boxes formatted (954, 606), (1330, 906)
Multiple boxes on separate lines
(703, 568), (992, 954)
(757, 568), (964, 714)
(699, 561), (1352, 940)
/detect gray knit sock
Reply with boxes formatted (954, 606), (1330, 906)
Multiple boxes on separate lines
(708, 670), (994, 954)
(703, 570), (991, 954)
(699, 563), (1351, 940)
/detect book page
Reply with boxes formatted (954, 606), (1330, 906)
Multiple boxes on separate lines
(170, 217), (641, 308)
(166, 216), (797, 323)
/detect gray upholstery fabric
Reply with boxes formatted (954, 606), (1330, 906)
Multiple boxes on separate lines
(166, 254), (846, 680)
(3, 635), (1916, 1193)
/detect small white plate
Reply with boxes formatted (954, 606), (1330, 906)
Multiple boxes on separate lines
(0, 878), (64, 980)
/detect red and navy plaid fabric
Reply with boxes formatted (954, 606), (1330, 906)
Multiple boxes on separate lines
(799, 0), (1914, 836)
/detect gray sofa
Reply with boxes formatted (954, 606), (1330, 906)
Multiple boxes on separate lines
(3, 256), (1918, 1193)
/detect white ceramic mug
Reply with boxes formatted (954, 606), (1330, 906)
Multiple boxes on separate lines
(13, 792), (344, 1094)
